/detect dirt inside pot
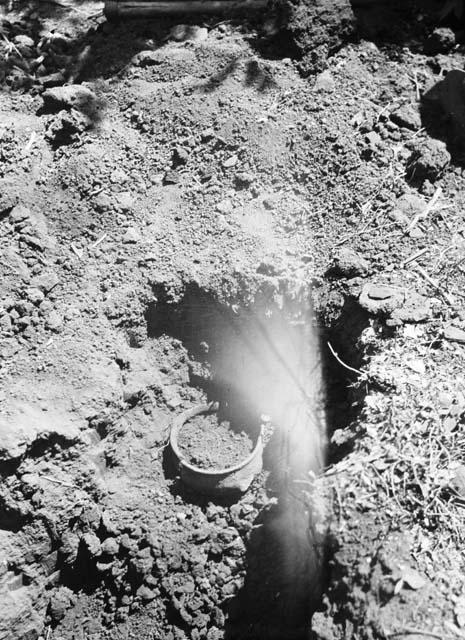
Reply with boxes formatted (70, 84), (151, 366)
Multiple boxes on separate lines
(4, 2), (463, 639)
(177, 412), (254, 469)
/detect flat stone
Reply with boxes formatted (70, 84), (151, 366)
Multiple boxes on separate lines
(444, 324), (465, 343)
(235, 171), (254, 186)
(359, 283), (404, 315)
(162, 385), (182, 409)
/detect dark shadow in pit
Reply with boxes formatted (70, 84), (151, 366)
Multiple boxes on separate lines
(0, 5), (171, 87)
(348, 0), (462, 55)
(223, 297), (369, 640)
(319, 297), (370, 463)
(223, 500), (327, 640)
(416, 70), (465, 172)
(0, 496), (31, 532)
(351, 0), (421, 46)
(147, 281), (369, 637)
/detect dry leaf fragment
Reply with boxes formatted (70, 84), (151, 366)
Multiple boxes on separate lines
(70, 243), (83, 259)
(443, 415), (457, 436)
(450, 464), (465, 498)
(394, 579), (404, 595)
(404, 324), (424, 339)
(406, 359), (426, 375)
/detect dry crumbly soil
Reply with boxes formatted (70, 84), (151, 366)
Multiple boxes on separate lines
(2, 1), (465, 640)
(177, 414), (254, 470)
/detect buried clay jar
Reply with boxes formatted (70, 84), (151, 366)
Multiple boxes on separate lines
(169, 403), (264, 495)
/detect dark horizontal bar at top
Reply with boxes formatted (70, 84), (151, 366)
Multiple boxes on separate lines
(105, 0), (268, 17)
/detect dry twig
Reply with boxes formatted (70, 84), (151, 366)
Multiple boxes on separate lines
(407, 187), (443, 233)
(91, 233), (107, 248)
(388, 627), (450, 640)
(327, 341), (364, 376)
(402, 248), (428, 267)
(42, 475), (80, 490)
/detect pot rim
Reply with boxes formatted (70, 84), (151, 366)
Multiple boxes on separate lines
(170, 401), (264, 476)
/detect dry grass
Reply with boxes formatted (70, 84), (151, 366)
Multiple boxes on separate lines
(326, 320), (465, 546)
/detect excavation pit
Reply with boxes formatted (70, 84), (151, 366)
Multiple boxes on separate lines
(146, 280), (336, 636)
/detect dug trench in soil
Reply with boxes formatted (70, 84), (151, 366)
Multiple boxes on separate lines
(145, 280), (369, 639)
